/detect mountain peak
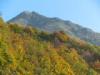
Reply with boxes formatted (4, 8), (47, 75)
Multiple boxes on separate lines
(22, 11), (32, 14)
(19, 11), (33, 17)
(19, 11), (48, 19)
(32, 11), (39, 15)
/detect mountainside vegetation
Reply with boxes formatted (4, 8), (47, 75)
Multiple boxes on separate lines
(8, 11), (100, 46)
(0, 18), (100, 75)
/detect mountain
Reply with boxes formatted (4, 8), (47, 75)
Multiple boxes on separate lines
(8, 11), (100, 46)
(0, 18), (100, 74)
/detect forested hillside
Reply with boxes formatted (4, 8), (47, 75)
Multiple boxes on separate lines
(0, 18), (100, 75)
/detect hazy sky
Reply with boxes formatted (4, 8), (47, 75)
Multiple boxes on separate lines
(0, 0), (100, 32)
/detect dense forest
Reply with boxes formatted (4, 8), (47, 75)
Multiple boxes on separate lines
(0, 17), (100, 75)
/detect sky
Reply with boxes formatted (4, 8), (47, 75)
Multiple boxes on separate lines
(0, 0), (100, 32)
